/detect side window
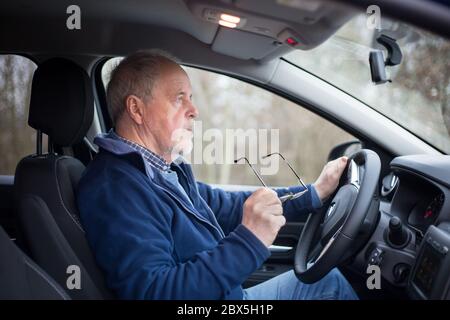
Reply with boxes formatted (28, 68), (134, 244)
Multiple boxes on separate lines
(0, 55), (37, 175)
(184, 67), (356, 187)
(100, 58), (356, 187)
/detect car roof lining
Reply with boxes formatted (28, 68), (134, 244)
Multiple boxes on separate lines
(0, 0), (357, 62)
(1, 0), (449, 65)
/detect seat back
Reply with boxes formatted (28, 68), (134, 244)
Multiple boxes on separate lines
(14, 58), (112, 299)
(0, 225), (69, 300)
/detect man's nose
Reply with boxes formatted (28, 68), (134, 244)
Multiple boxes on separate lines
(188, 101), (199, 119)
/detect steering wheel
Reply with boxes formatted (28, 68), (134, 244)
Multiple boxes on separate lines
(294, 149), (381, 284)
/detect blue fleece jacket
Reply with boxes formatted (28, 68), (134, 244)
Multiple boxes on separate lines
(76, 132), (322, 300)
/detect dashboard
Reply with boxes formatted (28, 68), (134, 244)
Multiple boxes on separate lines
(352, 154), (450, 299)
(386, 155), (450, 299)
(389, 155), (450, 239)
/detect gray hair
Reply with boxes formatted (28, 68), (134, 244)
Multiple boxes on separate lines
(106, 49), (179, 125)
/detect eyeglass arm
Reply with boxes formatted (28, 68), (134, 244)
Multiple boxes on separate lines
(262, 152), (308, 189)
(234, 157), (268, 187)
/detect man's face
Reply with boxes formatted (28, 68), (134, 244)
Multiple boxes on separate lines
(141, 62), (198, 161)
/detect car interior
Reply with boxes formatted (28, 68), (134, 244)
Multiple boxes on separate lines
(0, 0), (449, 300)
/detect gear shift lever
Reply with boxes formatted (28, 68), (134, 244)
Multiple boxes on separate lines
(386, 216), (410, 249)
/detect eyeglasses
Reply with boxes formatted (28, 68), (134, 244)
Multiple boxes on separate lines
(234, 152), (308, 203)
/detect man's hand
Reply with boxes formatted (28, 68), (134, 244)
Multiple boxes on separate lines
(242, 188), (285, 247)
(313, 156), (348, 202)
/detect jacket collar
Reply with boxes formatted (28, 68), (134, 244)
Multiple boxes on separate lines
(94, 130), (158, 178)
(110, 131), (171, 172)
(94, 130), (193, 203)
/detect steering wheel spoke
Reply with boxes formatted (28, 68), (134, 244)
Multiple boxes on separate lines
(315, 226), (343, 263)
(307, 241), (323, 266)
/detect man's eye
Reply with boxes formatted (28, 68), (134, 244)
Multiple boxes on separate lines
(174, 96), (182, 105)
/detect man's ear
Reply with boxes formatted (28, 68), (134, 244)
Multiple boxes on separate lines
(125, 95), (145, 125)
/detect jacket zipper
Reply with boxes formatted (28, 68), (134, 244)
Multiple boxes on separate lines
(152, 183), (225, 239)
(173, 164), (226, 238)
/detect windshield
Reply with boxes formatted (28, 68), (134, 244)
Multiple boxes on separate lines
(284, 13), (450, 154)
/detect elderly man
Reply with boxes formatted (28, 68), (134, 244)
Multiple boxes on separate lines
(77, 50), (358, 300)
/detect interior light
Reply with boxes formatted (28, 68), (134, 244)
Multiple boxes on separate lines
(220, 13), (241, 24)
(218, 20), (237, 28)
(286, 37), (299, 46)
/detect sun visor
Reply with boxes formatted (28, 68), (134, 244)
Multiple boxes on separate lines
(212, 27), (283, 60)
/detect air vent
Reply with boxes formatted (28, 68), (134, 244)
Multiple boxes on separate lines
(381, 172), (399, 198)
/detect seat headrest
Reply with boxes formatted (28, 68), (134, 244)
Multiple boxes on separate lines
(28, 58), (94, 147)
